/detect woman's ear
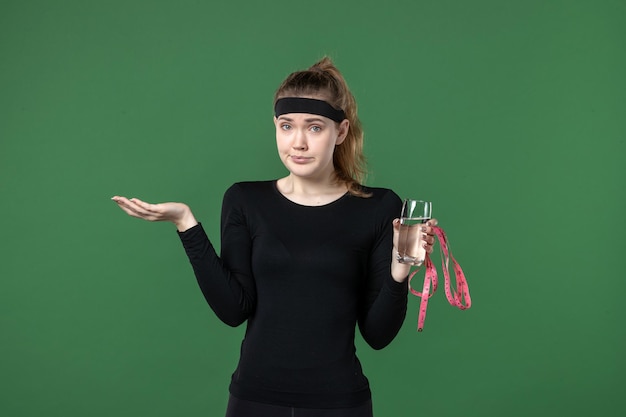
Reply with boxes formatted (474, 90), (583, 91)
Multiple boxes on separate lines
(336, 119), (350, 145)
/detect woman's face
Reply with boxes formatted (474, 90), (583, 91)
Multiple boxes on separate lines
(274, 110), (349, 181)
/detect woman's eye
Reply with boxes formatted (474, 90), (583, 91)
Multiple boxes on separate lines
(310, 126), (321, 132)
(281, 124), (291, 130)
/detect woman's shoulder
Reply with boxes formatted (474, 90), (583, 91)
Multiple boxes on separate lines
(349, 185), (402, 226)
(351, 185), (403, 218)
(359, 185), (401, 204)
(228, 180), (275, 190)
(224, 180), (276, 199)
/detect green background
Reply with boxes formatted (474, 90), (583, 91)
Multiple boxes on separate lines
(1, 0), (624, 416)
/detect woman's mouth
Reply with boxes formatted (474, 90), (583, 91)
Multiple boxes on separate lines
(290, 156), (313, 164)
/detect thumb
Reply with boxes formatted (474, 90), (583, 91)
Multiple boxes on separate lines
(392, 218), (401, 248)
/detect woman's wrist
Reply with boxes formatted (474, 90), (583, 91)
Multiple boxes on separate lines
(174, 205), (198, 232)
(391, 248), (411, 282)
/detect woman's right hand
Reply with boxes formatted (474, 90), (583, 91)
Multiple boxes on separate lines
(111, 196), (198, 232)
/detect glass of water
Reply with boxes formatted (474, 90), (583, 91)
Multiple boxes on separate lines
(396, 199), (432, 266)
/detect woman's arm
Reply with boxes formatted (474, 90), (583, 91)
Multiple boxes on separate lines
(111, 188), (256, 326)
(357, 191), (436, 349)
(179, 185), (256, 326)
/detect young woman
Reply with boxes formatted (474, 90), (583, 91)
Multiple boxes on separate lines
(112, 57), (437, 417)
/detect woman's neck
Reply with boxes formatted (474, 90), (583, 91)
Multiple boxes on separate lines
(276, 174), (348, 206)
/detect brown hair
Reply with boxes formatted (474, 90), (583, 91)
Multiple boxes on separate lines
(274, 57), (371, 198)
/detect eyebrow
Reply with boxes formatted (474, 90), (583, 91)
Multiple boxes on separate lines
(278, 116), (327, 123)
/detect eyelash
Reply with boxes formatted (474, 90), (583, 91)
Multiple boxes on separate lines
(280, 124), (322, 132)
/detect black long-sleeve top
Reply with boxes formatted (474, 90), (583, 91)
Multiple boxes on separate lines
(178, 181), (408, 408)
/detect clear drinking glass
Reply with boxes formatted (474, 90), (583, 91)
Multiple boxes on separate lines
(397, 199), (432, 266)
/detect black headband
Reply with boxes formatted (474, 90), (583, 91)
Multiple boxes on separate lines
(274, 97), (346, 123)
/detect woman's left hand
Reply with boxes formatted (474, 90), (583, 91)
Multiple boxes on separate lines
(390, 218), (438, 282)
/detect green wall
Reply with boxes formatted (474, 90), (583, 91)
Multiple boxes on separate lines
(1, 1), (624, 416)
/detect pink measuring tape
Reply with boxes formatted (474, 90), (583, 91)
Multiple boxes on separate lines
(408, 226), (472, 331)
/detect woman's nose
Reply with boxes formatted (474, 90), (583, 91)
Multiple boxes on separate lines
(292, 130), (308, 150)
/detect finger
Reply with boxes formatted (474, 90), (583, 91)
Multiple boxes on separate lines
(427, 218), (438, 227)
(112, 196), (133, 211)
(129, 197), (155, 211)
(123, 197), (156, 215)
(114, 201), (147, 219)
(392, 219), (402, 238)
(114, 197), (143, 213)
(113, 197), (157, 220)
(132, 198), (167, 218)
(112, 196), (135, 207)
(392, 218), (401, 248)
(422, 222), (439, 236)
